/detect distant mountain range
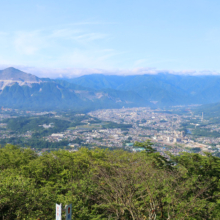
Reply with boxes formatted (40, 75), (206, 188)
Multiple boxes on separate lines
(0, 67), (148, 111)
(63, 73), (220, 106)
(1, 67), (220, 111)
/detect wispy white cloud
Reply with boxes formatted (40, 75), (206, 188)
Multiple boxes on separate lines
(73, 32), (107, 42)
(1, 23), (219, 77)
(66, 21), (118, 26)
(1, 65), (219, 79)
(0, 25), (115, 69)
(14, 30), (46, 55)
(133, 59), (149, 67)
(47, 47), (120, 69)
(49, 29), (81, 39)
(49, 28), (107, 43)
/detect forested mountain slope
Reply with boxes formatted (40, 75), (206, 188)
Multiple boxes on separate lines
(3, 67), (220, 110)
(66, 73), (220, 105)
(0, 68), (149, 110)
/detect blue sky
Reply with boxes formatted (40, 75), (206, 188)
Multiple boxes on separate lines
(1, 0), (220, 77)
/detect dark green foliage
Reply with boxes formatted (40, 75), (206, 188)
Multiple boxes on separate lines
(192, 128), (220, 138)
(195, 102), (220, 119)
(102, 121), (132, 130)
(134, 140), (156, 154)
(191, 147), (202, 153)
(0, 143), (220, 219)
(0, 115), (88, 149)
(4, 116), (71, 134)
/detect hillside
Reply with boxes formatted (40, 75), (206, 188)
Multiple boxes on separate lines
(66, 73), (220, 105)
(0, 67), (40, 81)
(2, 67), (220, 110)
(0, 68), (148, 111)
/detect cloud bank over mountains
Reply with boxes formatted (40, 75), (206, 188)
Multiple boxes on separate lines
(1, 22), (220, 78)
(0, 65), (219, 79)
(0, 22), (220, 78)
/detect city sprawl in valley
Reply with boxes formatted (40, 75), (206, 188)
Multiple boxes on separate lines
(1, 106), (220, 157)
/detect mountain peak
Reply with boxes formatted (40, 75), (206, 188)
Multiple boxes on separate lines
(0, 67), (40, 82)
(4, 67), (20, 71)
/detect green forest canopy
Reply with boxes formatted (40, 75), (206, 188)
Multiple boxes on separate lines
(0, 142), (220, 219)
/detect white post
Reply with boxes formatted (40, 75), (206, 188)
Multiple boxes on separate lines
(56, 203), (62, 220)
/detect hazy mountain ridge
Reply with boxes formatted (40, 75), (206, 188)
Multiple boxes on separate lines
(2, 67), (220, 110)
(0, 68), (148, 110)
(0, 67), (40, 81)
(65, 73), (220, 105)
(0, 67), (42, 91)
